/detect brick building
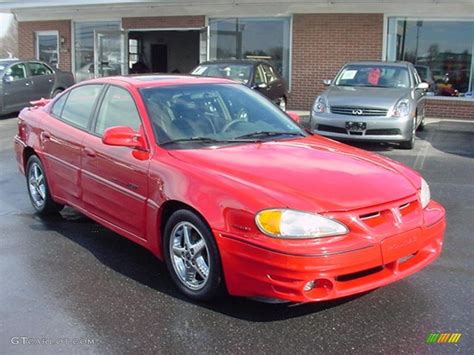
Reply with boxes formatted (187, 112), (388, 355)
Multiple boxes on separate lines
(1, 0), (473, 118)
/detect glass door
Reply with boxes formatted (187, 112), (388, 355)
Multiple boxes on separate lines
(94, 30), (126, 78)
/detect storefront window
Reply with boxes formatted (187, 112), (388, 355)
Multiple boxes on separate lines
(74, 21), (120, 82)
(36, 32), (59, 68)
(209, 17), (291, 83)
(387, 18), (474, 98)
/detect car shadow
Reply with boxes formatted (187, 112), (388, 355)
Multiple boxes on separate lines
(30, 207), (367, 322)
(416, 121), (474, 159)
(0, 112), (19, 120)
(322, 120), (474, 157)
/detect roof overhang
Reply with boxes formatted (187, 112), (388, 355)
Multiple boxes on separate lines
(1, 0), (474, 21)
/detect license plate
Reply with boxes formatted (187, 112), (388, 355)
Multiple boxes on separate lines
(381, 230), (420, 264)
(345, 121), (367, 131)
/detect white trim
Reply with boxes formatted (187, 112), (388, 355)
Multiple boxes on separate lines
(35, 30), (60, 66)
(382, 14), (388, 61)
(288, 14), (293, 92)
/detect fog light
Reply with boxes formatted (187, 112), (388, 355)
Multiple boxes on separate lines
(303, 280), (315, 292)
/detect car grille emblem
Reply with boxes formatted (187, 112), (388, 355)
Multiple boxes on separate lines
(352, 109), (364, 115)
(391, 207), (403, 226)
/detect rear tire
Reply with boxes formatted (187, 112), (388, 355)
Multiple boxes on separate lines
(26, 155), (63, 216)
(163, 209), (224, 301)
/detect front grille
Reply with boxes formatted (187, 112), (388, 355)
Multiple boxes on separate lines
(316, 124), (347, 134)
(365, 128), (401, 136)
(331, 106), (388, 117)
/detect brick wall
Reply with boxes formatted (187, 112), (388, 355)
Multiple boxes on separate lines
(18, 20), (72, 72)
(290, 14), (384, 110)
(122, 16), (205, 29)
(426, 99), (474, 120)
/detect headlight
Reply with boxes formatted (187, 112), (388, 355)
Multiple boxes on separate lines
(392, 99), (410, 117)
(255, 209), (348, 239)
(419, 178), (431, 209)
(312, 96), (328, 114)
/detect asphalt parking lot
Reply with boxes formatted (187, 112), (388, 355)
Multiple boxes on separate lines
(1, 114), (473, 354)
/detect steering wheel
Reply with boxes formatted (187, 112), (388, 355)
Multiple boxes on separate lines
(222, 119), (247, 133)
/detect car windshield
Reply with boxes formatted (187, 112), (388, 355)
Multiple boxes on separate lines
(141, 83), (305, 148)
(335, 64), (411, 89)
(191, 64), (252, 84)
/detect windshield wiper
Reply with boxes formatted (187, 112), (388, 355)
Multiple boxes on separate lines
(160, 136), (259, 146)
(235, 131), (305, 139)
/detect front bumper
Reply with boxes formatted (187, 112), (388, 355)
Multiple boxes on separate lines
(311, 112), (414, 142)
(216, 200), (445, 303)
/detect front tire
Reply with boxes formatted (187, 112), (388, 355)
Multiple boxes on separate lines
(163, 209), (224, 301)
(26, 155), (63, 216)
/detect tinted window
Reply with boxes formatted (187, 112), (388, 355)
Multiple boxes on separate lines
(5, 63), (27, 81)
(28, 62), (53, 76)
(51, 92), (69, 117)
(60, 85), (103, 129)
(95, 86), (141, 135)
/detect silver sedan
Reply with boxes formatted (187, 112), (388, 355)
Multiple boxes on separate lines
(310, 61), (428, 149)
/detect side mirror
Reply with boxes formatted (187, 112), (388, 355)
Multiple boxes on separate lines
(322, 79), (332, 86)
(3, 75), (14, 83)
(416, 82), (429, 90)
(287, 111), (301, 124)
(102, 126), (147, 151)
(252, 82), (267, 90)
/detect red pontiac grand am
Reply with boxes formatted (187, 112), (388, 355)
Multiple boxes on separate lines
(14, 75), (445, 303)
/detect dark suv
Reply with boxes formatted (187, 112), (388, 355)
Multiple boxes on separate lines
(191, 60), (288, 110)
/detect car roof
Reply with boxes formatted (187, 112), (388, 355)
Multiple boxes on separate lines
(198, 59), (271, 66)
(344, 61), (412, 68)
(83, 74), (239, 88)
(0, 59), (20, 66)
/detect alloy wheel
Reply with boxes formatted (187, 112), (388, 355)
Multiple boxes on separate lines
(169, 221), (210, 291)
(28, 162), (46, 208)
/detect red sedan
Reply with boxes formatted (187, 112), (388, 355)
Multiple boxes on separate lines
(14, 75), (445, 303)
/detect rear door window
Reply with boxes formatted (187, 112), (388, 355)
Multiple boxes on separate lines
(60, 85), (103, 129)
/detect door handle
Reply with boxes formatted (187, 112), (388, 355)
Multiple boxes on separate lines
(25, 82), (31, 86)
(42, 131), (51, 140)
(84, 147), (96, 157)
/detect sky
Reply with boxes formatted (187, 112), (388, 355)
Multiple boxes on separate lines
(0, 13), (13, 37)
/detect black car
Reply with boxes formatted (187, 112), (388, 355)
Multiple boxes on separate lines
(0, 59), (75, 116)
(191, 60), (288, 111)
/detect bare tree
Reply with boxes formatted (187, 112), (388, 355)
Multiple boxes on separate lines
(0, 17), (18, 59)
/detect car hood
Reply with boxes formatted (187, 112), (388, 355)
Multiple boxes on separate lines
(324, 86), (411, 108)
(168, 136), (420, 212)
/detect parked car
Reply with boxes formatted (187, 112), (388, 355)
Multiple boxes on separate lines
(311, 61), (429, 149)
(14, 75), (445, 303)
(0, 59), (74, 115)
(191, 60), (288, 111)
